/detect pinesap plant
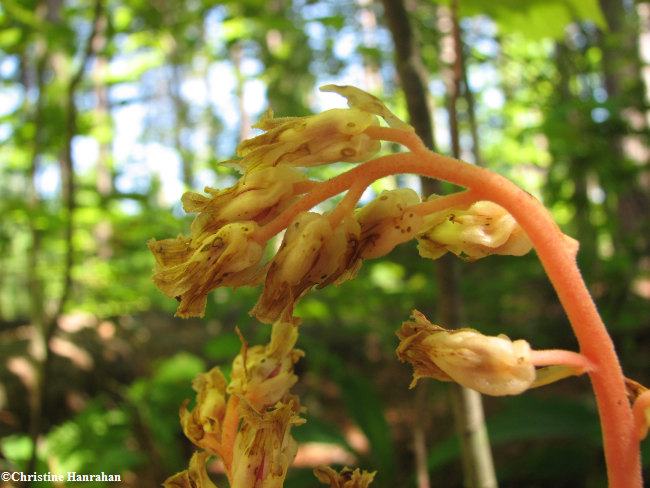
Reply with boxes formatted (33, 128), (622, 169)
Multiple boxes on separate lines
(149, 86), (649, 488)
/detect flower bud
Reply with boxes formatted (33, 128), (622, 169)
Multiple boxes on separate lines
(397, 310), (536, 396)
(320, 84), (414, 132)
(356, 189), (423, 259)
(416, 200), (532, 261)
(149, 221), (265, 318)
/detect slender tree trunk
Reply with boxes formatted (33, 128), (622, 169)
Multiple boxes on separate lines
(24, 6), (49, 481)
(597, 0), (650, 317)
(438, 4), (497, 487)
(381, 1), (497, 487)
(24, 2), (104, 482)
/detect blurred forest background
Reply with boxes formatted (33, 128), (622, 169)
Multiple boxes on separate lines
(1, 0), (649, 486)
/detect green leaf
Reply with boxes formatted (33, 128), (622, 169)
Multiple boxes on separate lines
(427, 394), (601, 472)
(439, 0), (606, 40)
(338, 375), (396, 485)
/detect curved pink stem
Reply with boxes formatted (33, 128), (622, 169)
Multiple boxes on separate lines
(529, 349), (596, 372)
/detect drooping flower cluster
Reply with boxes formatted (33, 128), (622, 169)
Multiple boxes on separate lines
(164, 321), (304, 488)
(149, 85), (430, 322)
(150, 85), (567, 488)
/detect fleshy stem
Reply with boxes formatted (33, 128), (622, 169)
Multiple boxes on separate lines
(529, 349), (596, 371)
(219, 395), (241, 483)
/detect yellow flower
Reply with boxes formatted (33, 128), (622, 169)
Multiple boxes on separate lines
(235, 107), (380, 170)
(228, 321), (304, 410)
(356, 189), (423, 259)
(179, 366), (229, 459)
(182, 165), (308, 241)
(313, 465), (377, 488)
(396, 310), (536, 396)
(233, 85), (411, 171)
(230, 400), (305, 488)
(163, 451), (218, 488)
(251, 212), (356, 324)
(149, 221), (265, 318)
(178, 321), (304, 480)
(416, 200), (532, 261)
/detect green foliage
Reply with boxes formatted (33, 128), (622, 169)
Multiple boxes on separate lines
(1, 0), (648, 486)
(441, 0), (606, 40)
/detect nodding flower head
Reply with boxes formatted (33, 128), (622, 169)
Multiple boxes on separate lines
(179, 366), (228, 459)
(416, 200), (532, 261)
(148, 221), (265, 318)
(396, 310), (536, 396)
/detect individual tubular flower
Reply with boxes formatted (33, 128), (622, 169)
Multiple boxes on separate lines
(314, 466), (377, 488)
(233, 84), (410, 171)
(355, 188), (423, 259)
(230, 400), (305, 488)
(251, 212), (354, 324)
(228, 321), (304, 411)
(182, 165), (309, 241)
(148, 221), (265, 318)
(179, 366), (230, 461)
(235, 107), (381, 171)
(416, 199), (532, 261)
(396, 310), (536, 396)
(163, 451), (218, 488)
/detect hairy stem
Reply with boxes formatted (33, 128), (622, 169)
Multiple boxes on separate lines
(529, 349), (595, 371)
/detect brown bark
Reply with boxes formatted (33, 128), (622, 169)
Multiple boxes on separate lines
(380, 1), (497, 487)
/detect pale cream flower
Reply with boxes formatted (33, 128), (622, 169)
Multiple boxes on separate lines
(235, 107), (381, 170)
(397, 310), (536, 396)
(233, 84), (412, 171)
(416, 200), (532, 261)
(356, 188), (423, 259)
(179, 366), (229, 460)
